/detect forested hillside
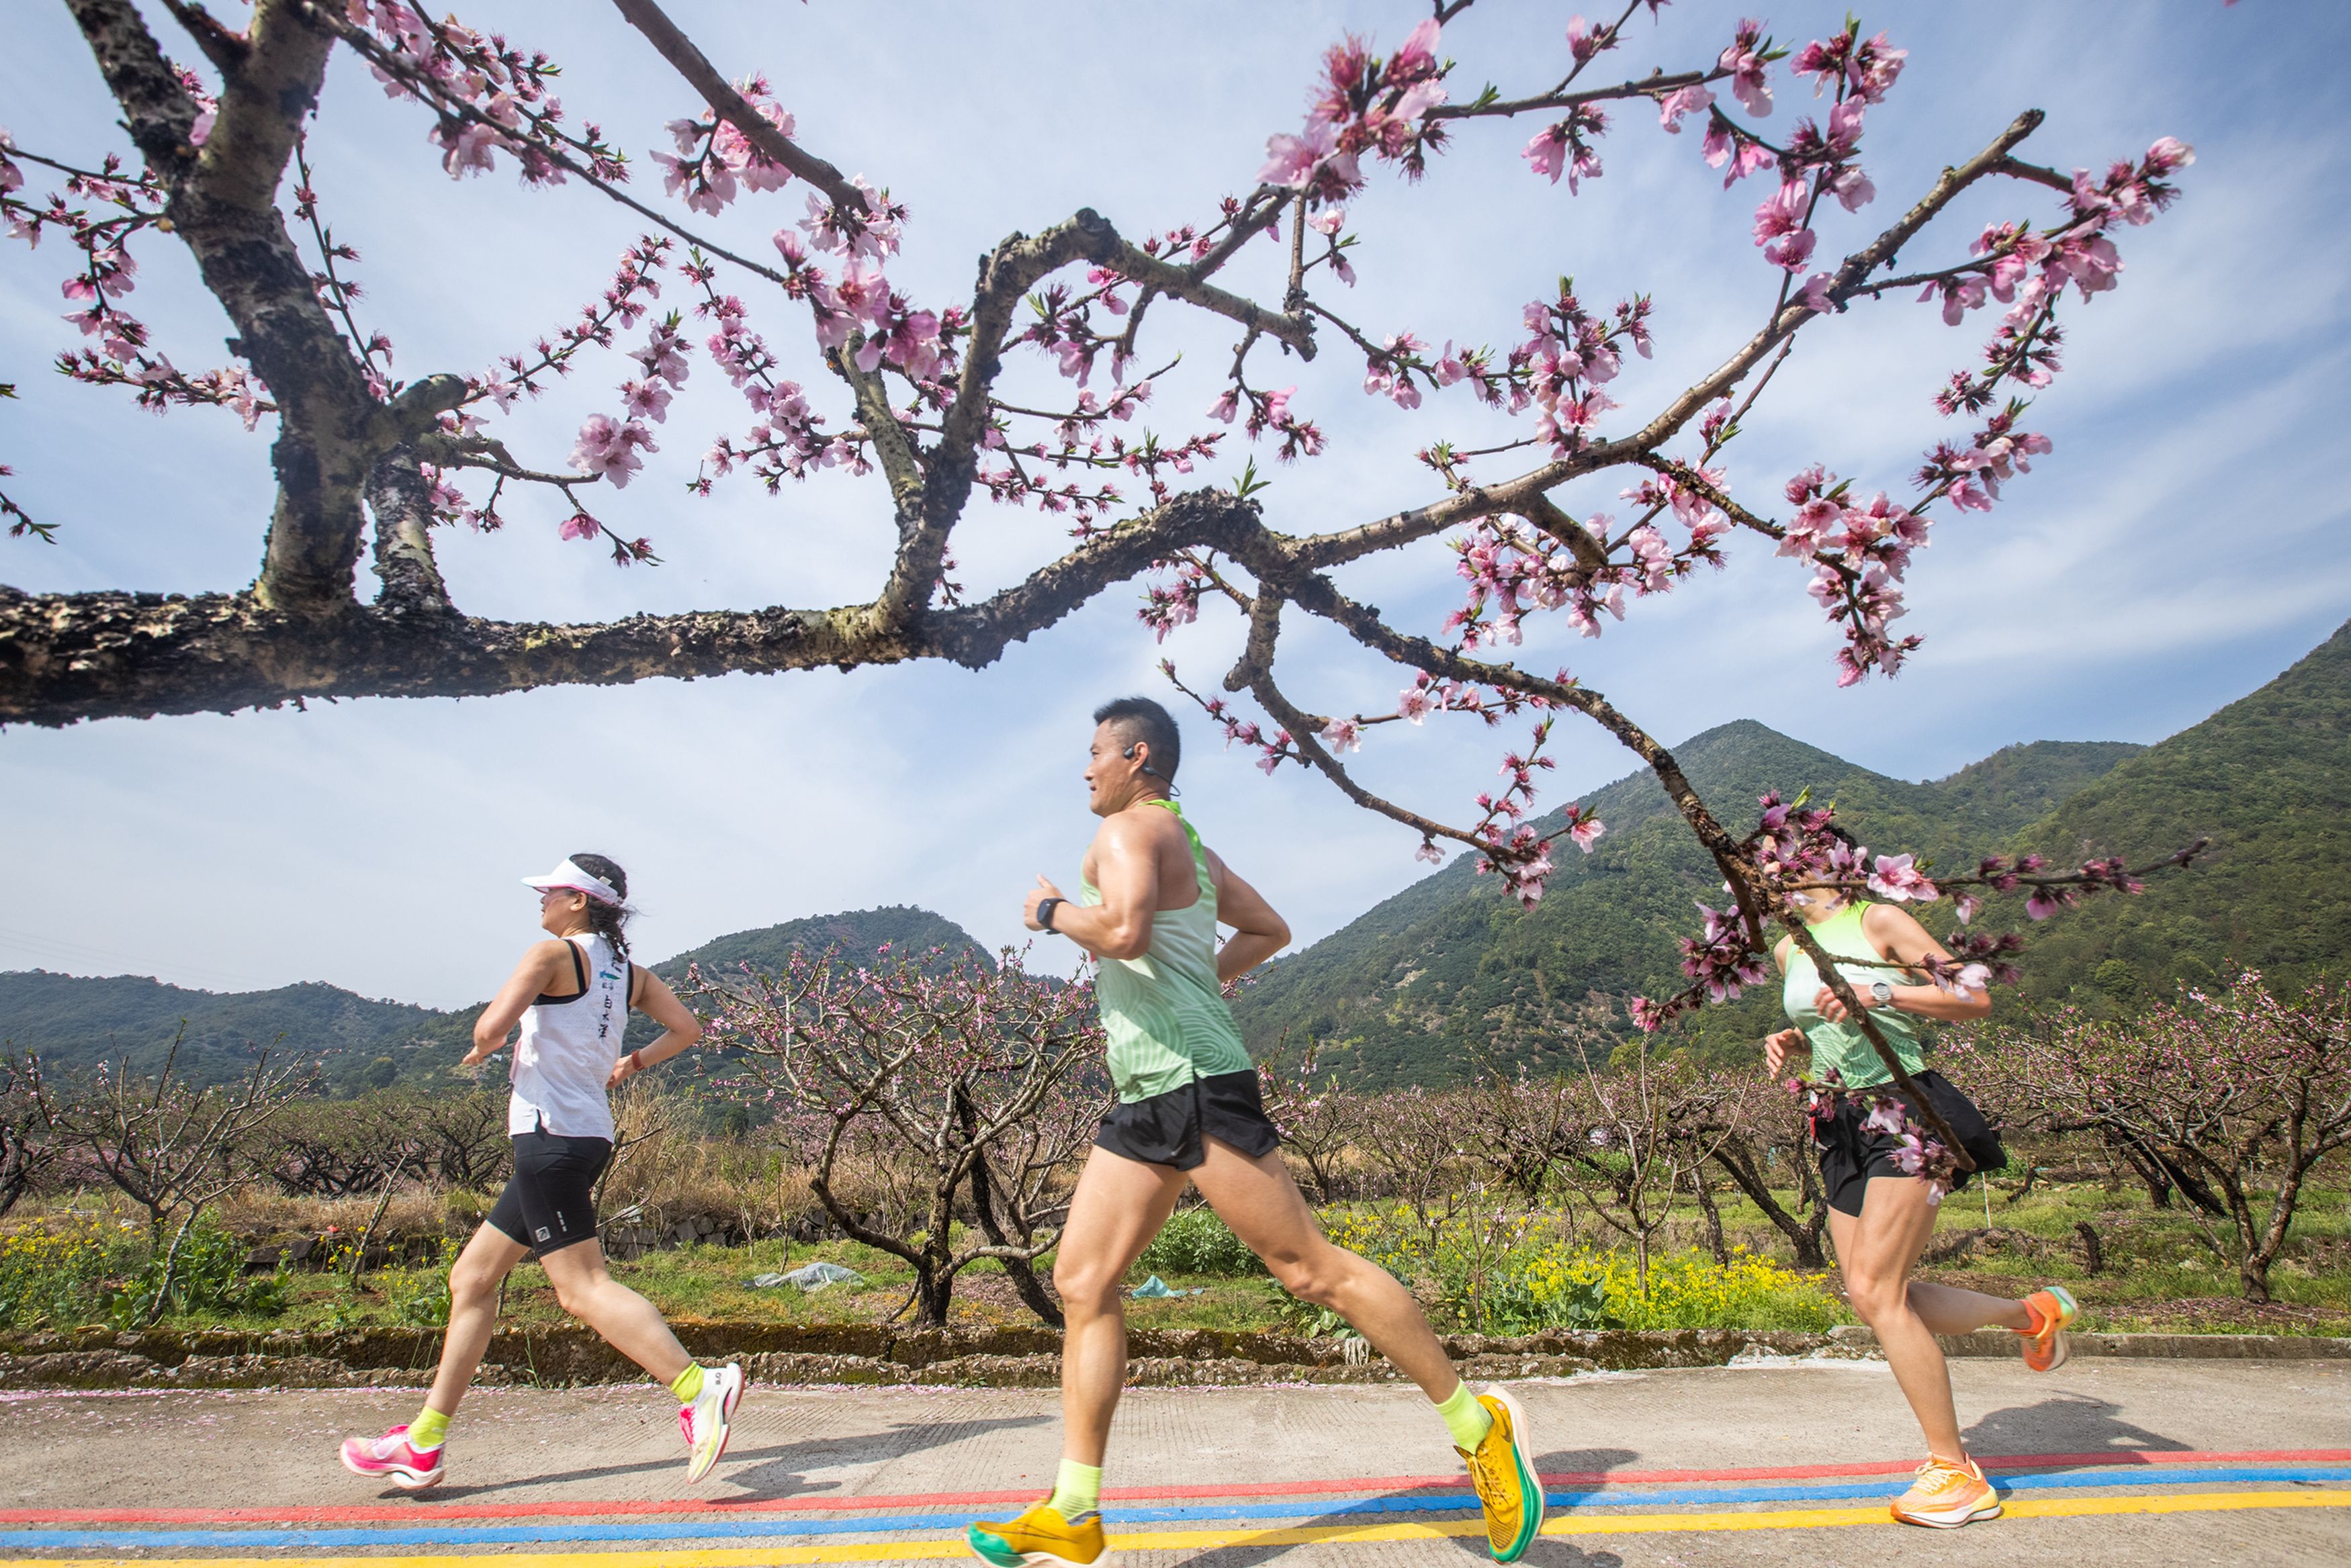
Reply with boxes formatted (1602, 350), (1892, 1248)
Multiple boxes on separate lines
(0, 973), (441, 1090)
(1233, 618), (2351, 1087)
(2004, 620), (2351, 1009)
(13, 620), (2345, 1097)
(1229, 721), (2143, 1084)
(0, 905), (984, 1090)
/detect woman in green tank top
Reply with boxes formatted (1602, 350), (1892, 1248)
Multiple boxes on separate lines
(1762, 834), (2080, 1528)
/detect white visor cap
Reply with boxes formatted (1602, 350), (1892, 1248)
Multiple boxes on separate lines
(523, 858), (623, 906)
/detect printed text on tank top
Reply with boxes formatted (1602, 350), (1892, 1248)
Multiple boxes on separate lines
(533, 939), (643, 1007)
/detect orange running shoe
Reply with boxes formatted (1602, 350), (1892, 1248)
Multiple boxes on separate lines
(2017, 1285), (2078, 1373)
(1890, 1454), (2002, 1528)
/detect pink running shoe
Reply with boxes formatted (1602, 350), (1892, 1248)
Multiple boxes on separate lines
(678, 1363), (744, 1482)
(339, 1425), (445, 1490)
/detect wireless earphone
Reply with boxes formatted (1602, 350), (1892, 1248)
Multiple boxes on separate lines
(1120, 741), (1178, 794)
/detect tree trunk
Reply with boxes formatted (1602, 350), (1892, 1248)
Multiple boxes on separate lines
(910, 1262), (955, 1326)
(2111, 1136), (2170, 1208)
(2127, 1133), (2227, 1215)
(2213, 1170), (2270, 1304)
(2246, 1154), (2312, 1309)
(1710, 1138), (1826, 1269)
(2073, 1220), (2104, 1276)
(959, 1087), (1063, 1328)
(0, 1127), (35, 1220)
(142, 1208), (203, 1326)
(348, 1155), (410, 1285)
(1690, 1167), (1728, 1266)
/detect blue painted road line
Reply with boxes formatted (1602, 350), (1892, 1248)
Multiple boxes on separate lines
(5, 1465), (2348, 1551)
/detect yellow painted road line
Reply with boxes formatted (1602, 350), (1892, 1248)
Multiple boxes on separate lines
(8, 1488), (2346, 1565)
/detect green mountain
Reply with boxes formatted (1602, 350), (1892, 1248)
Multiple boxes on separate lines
(0, 972), (443, 1090)
(1229, 721), (2145, 1085)
(15, 619), (2343, 1097)
(0, 905), (985, 1091)
(1235, 618), (2351, 1086)
(2004, 620), (2351, 1008)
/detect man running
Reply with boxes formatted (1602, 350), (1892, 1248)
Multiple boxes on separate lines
(965, 697), (1545, 1567)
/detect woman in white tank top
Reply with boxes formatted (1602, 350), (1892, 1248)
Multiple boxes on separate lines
(339, 854), (744, 1491)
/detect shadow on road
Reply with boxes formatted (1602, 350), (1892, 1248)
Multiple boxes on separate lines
(418, 1414), (1051, 1502)
(1140, 1446), (1637, 1567)
(722, 1413), (1056, 1502)
(1964, 1393), (2190, 1475)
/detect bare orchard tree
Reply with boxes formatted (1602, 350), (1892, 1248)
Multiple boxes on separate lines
(1353, 1086), (1482, 1254)
(1977, 974), (2351, 1305)
(1682, 1070), (1830, 1269)
(5, 3), (2202, 1086)
(0, 1052), (59, 1220)
(255, 1090), (426, 1197)
(691, 946), (1106, 1327)
(1455, 1056), (1589, 1211)
(50, 1031), (314, 1323)
(1253, 1032), (1367, 1204)
(415, 1087), (511, 1192)
(1560, 1037), (1730, 1291)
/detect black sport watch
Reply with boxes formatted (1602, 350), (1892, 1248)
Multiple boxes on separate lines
(1036, 896), (1065, 933)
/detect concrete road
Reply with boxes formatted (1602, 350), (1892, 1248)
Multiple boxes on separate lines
(1, 1355), (2346, 1565)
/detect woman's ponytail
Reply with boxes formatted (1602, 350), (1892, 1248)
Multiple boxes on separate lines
(568, 851), (635, 966)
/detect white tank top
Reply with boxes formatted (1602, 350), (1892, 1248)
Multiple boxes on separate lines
(507, 933), (632, 1140)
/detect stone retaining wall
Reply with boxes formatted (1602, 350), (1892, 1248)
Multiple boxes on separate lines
(2, 1323), (2342, 1392)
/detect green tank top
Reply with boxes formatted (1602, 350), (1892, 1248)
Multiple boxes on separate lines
(1080, 799), (1254, 1103)
(1780, 900), (1927, 1091)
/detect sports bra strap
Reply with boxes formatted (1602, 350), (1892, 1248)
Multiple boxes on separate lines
(531, 937), (592, 1005)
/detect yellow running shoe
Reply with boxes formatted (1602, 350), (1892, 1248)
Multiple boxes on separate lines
(2017, 1285), (2079, 1373)
(1889, 1454), (2002, 1528)
(1459, 1387), (1546, 1562)
(965, 1500), (1104, 1567)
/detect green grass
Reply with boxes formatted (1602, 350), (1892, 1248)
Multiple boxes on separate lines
(9, 1171), (2347, 1338)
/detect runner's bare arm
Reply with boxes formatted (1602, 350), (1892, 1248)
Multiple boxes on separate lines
(609, 969), (705, 1088)
(1205, 851), (1289, 982)
(465, 941), (572, 1064)
(1026, 811), (1161, 960)
(1763, 933), (1808, 1074)
(1813, 903), (1992, 1024)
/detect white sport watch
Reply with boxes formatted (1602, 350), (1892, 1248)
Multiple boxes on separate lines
(1869, 980), (1896, 1007)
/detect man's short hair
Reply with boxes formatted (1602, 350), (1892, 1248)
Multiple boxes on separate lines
(1093, 695), (1181, 784)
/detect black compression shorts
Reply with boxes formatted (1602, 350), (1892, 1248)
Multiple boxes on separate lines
(1095, 1069), (1281, 1170)
(486, 1129), (613, 1255)
(1812, 1069), (2006, 1217)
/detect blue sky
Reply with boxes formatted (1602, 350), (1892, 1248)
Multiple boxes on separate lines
(2, 1), (2344, 1007)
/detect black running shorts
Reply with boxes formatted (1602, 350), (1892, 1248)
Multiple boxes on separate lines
(1812, 1069), (2007, 1218)
(486, 1129), (613, 1255)
(1095, 1069), (1281, 1170)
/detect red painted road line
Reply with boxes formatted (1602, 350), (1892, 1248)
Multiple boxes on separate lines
(5, 1448), (2344, 1526)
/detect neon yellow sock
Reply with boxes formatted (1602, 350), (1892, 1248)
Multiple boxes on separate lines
(1048, 1459), (1102, 1518)
(408, 1406), (450, 1450)
(1435, 1382), (1493, 1451)
(670, 1363), (705, 1405)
